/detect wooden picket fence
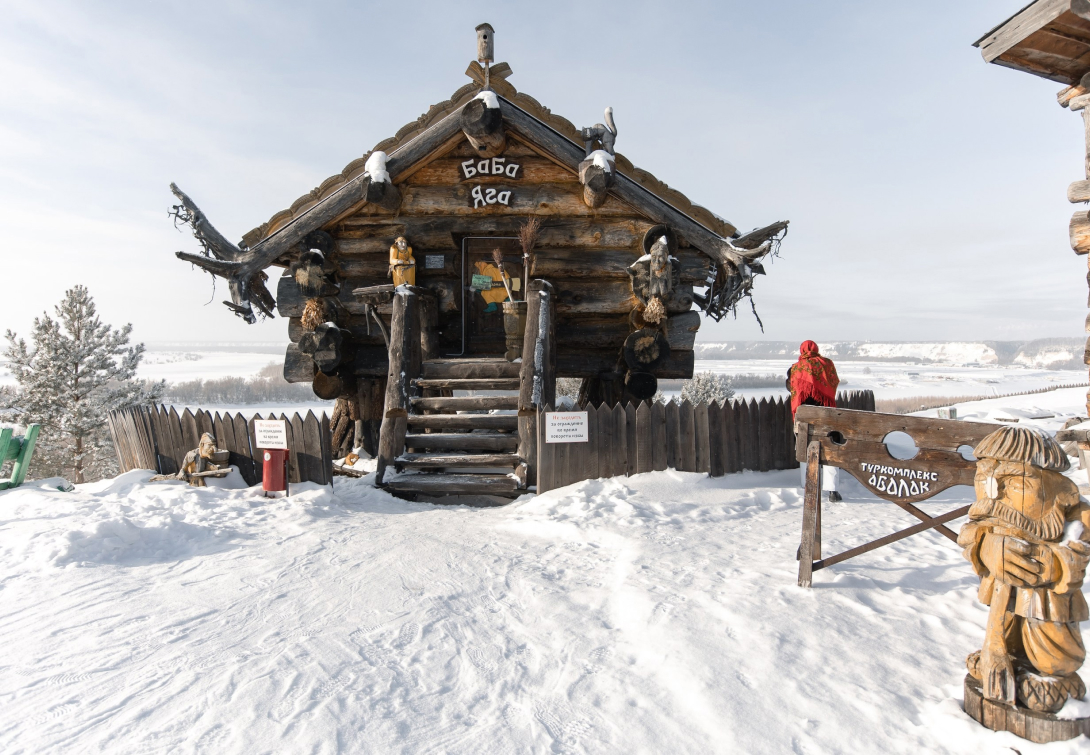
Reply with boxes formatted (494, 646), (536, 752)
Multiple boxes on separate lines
(107, 405), (333, 486)
(537, 390), (874, 493)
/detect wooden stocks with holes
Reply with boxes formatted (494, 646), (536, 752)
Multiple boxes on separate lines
(797, 440), (822, 587)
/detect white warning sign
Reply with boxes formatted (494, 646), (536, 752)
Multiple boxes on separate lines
(253, 419), (289, 449)
(545, 411), (588, 443)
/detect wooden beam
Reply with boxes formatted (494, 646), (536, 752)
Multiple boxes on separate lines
(1068, 178), (1090, 201)
(498, 98), (742, 267)
(974, 0), (1071, 63)
(1071, 209), (1090, 253)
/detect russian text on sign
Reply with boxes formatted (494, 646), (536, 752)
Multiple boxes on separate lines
(254, 419), (289, 449)
(545, 411), (589, 443)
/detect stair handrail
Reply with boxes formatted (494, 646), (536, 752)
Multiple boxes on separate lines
(517, 280), (556, 486)
(375, 286), (422, 485)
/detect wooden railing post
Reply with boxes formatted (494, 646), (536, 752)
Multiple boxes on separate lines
(797, 440), (823, 587)
(376, 288), (419, 485)
(519, 280), (555, 488)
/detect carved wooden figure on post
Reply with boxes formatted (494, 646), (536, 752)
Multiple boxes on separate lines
(389, 236), (416, 287)
(959, 426), (1090, 717)
(627, 225), (680, 325)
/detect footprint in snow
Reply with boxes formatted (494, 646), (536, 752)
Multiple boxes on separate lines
(396, 622), (420, 648)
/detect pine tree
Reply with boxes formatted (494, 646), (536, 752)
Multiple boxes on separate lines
(680, 371), (735, 407)
(4, 286), (163, 483)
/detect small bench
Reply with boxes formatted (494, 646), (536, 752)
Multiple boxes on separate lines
(0, 424), (40, 490)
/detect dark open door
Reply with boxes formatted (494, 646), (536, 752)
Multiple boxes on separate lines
(464, 237), (523, 356)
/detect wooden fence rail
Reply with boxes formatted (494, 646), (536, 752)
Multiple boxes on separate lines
(537, 390), (874, 493)
(108, 405), (333, 486)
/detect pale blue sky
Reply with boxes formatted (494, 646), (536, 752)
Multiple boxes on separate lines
(0, 0), (1083, 345)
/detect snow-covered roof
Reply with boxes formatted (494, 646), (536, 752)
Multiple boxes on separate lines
(238, 65), (738, 250)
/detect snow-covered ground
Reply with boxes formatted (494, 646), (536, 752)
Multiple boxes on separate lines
(2, 389), (1088, 753)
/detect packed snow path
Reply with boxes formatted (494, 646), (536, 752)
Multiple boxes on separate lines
(1, 469), (1086, 754)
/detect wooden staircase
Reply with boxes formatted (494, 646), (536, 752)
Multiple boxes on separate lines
(373, 282), (556, 503)
(384, 357), (526, 500)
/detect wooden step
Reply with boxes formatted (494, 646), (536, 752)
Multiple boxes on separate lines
(412, 378), (520, 391)
(397, 453), (521, 469)
(406, 414), (518, 431)
(404, 433), (519, 451)
(411, 395), (518, 412)
(383, 473), (522, 498)
(421, 358), (520, 380)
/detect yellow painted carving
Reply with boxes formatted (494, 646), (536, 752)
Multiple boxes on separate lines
(389, 236), (415, 286)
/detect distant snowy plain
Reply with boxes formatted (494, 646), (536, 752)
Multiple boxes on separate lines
(2, 389), (1089, 753)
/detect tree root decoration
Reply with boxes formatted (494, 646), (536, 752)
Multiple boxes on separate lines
(170, 183), (275, 324)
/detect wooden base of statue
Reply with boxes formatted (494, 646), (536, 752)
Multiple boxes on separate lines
(964, 675), (1090, 743)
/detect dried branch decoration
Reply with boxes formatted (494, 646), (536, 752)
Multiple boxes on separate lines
(491, 248), (515, 302)
(518, 216), (540, 270)
(301, 298), (326, 331)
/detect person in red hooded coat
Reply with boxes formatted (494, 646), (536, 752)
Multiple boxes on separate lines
(787, 341), (842, 501)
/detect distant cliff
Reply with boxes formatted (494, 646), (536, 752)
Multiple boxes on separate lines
(694, 339), (1086, 368)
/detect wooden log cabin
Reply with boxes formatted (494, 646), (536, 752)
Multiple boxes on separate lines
(170, 25), (788, 500)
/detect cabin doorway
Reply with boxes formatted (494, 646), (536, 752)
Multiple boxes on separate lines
(462, 237), (523, 356)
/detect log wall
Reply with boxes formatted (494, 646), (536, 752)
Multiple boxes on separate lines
(280, 138), (711, 383)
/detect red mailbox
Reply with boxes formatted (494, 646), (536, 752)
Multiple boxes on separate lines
(254, 419), (290, 497)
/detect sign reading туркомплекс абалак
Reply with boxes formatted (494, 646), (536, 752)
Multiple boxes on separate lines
(545, 412), (588, 443)
(253, 419), (289, 450)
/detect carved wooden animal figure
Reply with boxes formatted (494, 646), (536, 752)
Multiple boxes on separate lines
(958, 426), (1090, 713)
(580, 107), (618, 156)
(648, 236), (673, 300)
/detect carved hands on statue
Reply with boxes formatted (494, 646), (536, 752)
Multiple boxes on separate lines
(980, 630), (1017, 704)
(979, 533), (1059, 588)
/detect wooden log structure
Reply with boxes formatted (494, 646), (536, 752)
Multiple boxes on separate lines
(167, 25), (790, 501)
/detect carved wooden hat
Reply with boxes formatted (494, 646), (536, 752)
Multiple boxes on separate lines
(643, 224), (678, 256)
(973, 426), (1070, 473)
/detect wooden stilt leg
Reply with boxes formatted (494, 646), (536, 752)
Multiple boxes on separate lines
(798, 440), (822, 587)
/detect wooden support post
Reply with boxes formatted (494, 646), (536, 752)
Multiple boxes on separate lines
(376, 290), (417, 484)
(797, 440), (822, 588)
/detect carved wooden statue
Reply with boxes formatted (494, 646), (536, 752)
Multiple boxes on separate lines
(389, 236), (415, 287)
(959, 426), (1089, 716)
(151, 432), (230, 486)
(627, 225), (680, 324)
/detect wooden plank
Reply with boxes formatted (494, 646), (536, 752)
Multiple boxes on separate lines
(585, 405), (599, 481)
(625, 402), (638, 475)
(597, 403), (613, 479)
(613, 403), (627, 478)
(651, 401), (667, 472)
(166, 407), (186, 469)
(636, 402), (653, 474)
(537, 406), (551, 493)
(150, 406), (176, 475)
(706, 402), (724, 477)
(288, 413), (305, 483)
(555, 419), (572, 488)
(665, 400), (680, 471)
(757, 398), (771, 473)
(234, 412), (259, 485)
(217, 412), (243, 483)
(771, 398), (785, 470)
(798, 441), (822, 588)
(793, 406), (996, 451)
(813, 505), (971, 572)
(248, 414), (264, 484)
(197, 410), (215, 444)
(693, 402), (709, 474)
(724, 401), (740, 473)
(717, 401), (732, 475)
(180, 409), (199, 456)
(531, 248), (713, 285)
(303, 411), (325, 485)
(745, 399), (760, 472)
(678, 400), (695, 473)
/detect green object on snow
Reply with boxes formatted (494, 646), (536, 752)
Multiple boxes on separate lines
(0, 424), (40, 490)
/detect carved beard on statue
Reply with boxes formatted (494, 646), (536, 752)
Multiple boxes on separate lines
(970, 458), (1074, 542)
